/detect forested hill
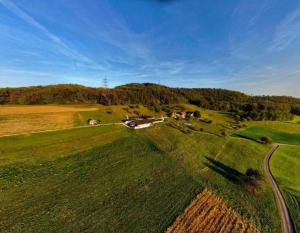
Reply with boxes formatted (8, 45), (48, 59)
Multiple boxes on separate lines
(1, 83), (300, 121)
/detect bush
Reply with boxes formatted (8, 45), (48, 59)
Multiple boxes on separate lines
(220, 130), (227, 137)
(246, 168), (262, 179)
(261, 136), (272, 144)
(243, 168), (264, 195)
(194, 110), (201, 118)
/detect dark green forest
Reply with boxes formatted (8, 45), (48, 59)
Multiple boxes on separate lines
(1, 83), (299, 121)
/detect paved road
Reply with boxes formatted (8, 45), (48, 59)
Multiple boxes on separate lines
(264, 144), (294, 233)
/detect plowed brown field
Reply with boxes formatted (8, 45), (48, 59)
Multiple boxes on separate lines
(165, 188), (260, 233)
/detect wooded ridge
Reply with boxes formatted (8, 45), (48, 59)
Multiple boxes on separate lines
(1, 83), (300, 121)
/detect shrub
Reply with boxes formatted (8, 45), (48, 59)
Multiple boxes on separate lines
(194, 110), (201, 118)
(261, 136), (272, 144)
(246, 168), (262, 179)
(243, 168), (264, 195)
(220, 130), (227, 137)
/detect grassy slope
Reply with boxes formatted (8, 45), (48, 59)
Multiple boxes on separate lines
(270, 146), (300, 233)
(0, 108), (281, 232)
(0, 134), (200, 232)
(203, 138), (279, 232)
(234, 121), (300, 145)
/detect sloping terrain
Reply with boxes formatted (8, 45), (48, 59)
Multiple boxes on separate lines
(0, 109), (282, 232)
(271, 146), (300, 233)
(166, 188), (259, 233)
(234, 121), (300, 145)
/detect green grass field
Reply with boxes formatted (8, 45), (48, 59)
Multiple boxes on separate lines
(270, 146), (300, 233)
(234, 125), (300, 145)
(0, 120), (281, 232)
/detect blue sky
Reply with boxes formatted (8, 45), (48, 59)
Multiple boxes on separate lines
(0, 0), (300, 96)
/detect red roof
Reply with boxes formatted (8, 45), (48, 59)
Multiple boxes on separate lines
(133, 119), (155, 125)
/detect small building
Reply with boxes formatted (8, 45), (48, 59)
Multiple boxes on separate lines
(88, 119), (100, 125)
(186, 111), (194, 118)
(172, 111), (195, 119)
(126, 118), (164, 129)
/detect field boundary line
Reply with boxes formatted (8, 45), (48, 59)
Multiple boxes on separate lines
(264, 144), (293, 233)
(0, 123), (126, 138)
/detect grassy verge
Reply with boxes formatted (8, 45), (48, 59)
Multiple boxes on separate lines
(270, 146), (300, 233)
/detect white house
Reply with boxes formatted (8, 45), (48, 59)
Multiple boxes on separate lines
(126, 118), (164, 129)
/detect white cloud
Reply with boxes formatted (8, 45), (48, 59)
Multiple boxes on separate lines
(0, 0), (106, 71)
(270, 5), (300, 51)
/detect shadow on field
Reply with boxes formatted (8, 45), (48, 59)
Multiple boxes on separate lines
(232, 133), (262, 144)
(204, 157), (244, 185)
(204, 157), (264, 195)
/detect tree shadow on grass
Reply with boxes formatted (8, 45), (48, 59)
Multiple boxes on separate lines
(204, 156), (245, 185)
(204, 157), (264, 195)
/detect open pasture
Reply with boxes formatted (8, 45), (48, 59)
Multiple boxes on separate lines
(0, 110), (281, 232)
(234, 122), (300, 145)
(270, 146), (300, 233)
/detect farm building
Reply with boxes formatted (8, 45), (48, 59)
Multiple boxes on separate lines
(87, 119), (100, 125)
(172, 111), (194, 119)
(126, 118), (164, 129)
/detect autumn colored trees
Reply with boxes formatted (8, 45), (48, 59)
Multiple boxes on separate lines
(1, 83), (299, 121)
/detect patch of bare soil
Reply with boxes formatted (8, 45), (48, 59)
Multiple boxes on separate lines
(165, 188), (260, 233)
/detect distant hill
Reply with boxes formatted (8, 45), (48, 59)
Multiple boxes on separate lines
(1, 83), (300, 121)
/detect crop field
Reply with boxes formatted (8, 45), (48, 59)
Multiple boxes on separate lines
(0, 105), (285, 232)
(166, 188), (259, 233)
(0, 105), (162, 136)
(270, 145), (300, 233)
(0, 105), (98, 136)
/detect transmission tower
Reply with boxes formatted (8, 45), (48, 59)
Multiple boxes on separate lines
(103, 76), (108, 88)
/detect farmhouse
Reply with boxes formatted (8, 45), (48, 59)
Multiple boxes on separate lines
(126, 118), (164, 129)
(171, 111), (195, 119)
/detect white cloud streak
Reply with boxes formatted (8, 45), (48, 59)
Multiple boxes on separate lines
(270, 5), (300, 51)
(0, 0), (106, 71)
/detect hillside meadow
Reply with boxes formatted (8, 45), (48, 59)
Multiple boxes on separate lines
(270, 146), (300, 233)
(0, 109), (281, 233)
(233, 120), (300, 145)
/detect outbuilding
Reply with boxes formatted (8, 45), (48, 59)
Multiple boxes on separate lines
(126, 118), (164, 129)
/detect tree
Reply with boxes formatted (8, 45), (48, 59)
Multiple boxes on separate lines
(194, 110), (201, 118)
(261, 136), (272, 144)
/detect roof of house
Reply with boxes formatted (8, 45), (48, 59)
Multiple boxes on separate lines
(132, 119), (155, 126)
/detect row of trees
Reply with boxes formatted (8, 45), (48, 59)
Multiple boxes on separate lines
(1, 83), (299, 121)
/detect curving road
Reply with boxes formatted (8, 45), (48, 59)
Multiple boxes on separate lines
(264, 144), (294, 233)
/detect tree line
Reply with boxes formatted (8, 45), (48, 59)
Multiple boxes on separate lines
(1, 83), (299, 121)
